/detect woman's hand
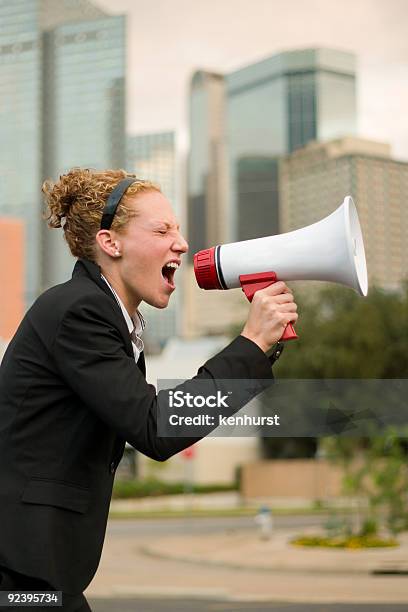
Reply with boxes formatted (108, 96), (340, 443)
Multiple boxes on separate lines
(240, 281), (298, 353)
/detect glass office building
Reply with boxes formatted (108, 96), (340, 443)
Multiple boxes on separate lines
(42, 12), (126, 289)
(0, 0), (42, 305)
(0, 0), (126, 303)
(227, 48), (357, 241)
(127, 132), (180, 350)
(127, 131), (175, 204)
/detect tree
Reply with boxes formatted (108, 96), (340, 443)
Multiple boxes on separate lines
(258, 281), (408, 460)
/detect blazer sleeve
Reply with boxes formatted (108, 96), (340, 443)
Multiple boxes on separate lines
(52, 295), (274, 461)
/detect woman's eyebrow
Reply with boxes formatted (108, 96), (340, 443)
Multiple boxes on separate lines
(154, 221), (180, 231)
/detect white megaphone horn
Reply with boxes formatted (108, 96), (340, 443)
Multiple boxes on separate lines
(194, 196), (368, 342)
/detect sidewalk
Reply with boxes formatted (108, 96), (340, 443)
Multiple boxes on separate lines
(87, 520), (408, 603)
(141, 526), (408, 575)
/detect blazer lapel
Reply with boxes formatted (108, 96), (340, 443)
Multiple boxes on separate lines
(137, 352), (146, 377)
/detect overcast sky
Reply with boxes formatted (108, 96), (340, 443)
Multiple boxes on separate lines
(95, 0), (408, 160)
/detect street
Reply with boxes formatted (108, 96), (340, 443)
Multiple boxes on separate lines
(85, 516), (408, 608)
(104, 514), (330, 538)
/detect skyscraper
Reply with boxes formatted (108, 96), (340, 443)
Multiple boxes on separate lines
(127, 131), (180, 349)
(0, 0), (126, 303)
(187, 70), (228, 259)
(0, 0), (43, 306)
(127, 131), (176, 205)
(227, 48), (357, 241)
(41, 10), (126, 289)
(279, 136), (408, 289)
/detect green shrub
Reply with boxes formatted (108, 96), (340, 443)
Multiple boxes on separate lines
(112, 478), (237, 499)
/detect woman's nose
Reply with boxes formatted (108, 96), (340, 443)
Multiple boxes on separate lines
(174, 232), (189, 254)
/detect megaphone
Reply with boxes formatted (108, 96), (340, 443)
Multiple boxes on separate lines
(194, 196), (368, 341)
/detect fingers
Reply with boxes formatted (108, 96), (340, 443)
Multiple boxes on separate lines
(278, 301), (298, 313)
(277, 305), (298, 324)
(274, 292), (296, 305)
(286, 312), (299, 324)
(253, 282), (296, 306)
(252, 284), (298, 320)
(257, 281), (292, 296)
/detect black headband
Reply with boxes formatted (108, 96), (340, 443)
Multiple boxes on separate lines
(100, 177), (143, 230)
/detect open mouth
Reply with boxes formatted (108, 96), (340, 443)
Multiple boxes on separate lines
(161, 262), (179, 289)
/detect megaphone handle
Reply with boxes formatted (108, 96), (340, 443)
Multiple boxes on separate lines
(239, 272), (298, 342)
(281, 322), (298, 341)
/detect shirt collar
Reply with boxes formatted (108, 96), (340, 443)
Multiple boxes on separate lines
(100, 274), (145, 336)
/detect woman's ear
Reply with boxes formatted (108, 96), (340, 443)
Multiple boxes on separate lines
(95, 230), (120, 259)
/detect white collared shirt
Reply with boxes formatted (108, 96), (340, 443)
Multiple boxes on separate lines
(101, 274), (145, 363)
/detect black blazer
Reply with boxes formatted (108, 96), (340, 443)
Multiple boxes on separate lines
(0, 259), (274, 594)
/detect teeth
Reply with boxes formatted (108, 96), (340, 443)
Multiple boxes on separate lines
(164, 262), (179, 269)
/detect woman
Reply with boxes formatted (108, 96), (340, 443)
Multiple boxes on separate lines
(0, 169), (298, 610)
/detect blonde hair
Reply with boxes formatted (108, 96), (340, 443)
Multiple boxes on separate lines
(42, 168), (160, 261)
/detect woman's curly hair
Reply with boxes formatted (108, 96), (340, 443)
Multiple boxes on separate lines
(42, 168), (160, 261)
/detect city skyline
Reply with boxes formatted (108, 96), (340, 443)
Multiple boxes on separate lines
(94, 0), (408, 161)
(1, 0), (406, 335)
(187, 48), (358, 257)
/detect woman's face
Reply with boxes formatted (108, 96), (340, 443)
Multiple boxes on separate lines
(116, 190), (188, 309)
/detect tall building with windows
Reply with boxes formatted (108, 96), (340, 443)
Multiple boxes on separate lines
(279, 137), (408, 289)
(41, 8), (126, 290)
(127, 132), (175, 204)
(0, 0), (126, 304)
(187, 70), (228, 259)
(127, 131), (180, 349)
(0, 0), (43, 306)
(227, 48), (357, 241)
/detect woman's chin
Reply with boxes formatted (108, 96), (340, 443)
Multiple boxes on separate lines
(145, 293), (171, 309)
